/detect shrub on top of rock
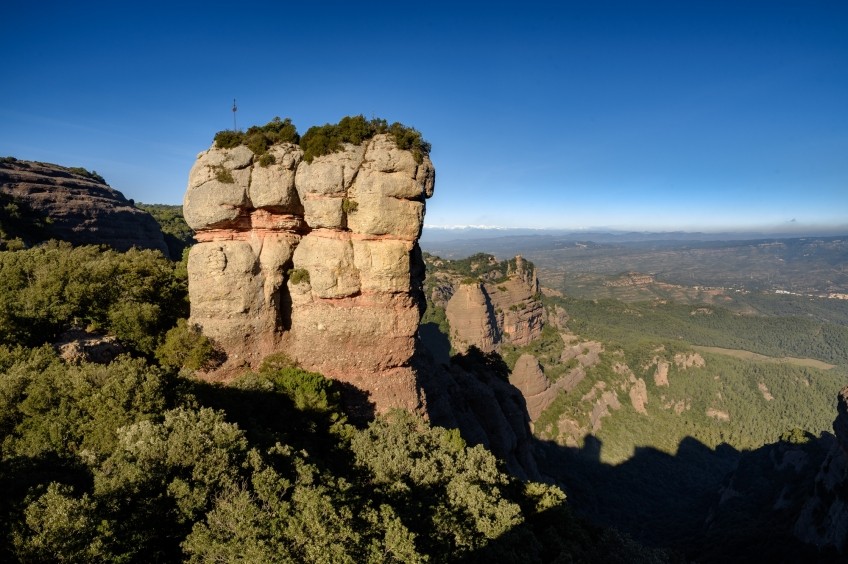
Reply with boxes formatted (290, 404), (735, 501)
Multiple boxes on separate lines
(300, 115), (431, 163)
(214, 117), (300, 156)
(213, 115), (430, 164)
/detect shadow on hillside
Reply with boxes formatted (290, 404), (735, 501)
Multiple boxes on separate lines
(532, 433), (842, 563)
(413, 335), (844, 562)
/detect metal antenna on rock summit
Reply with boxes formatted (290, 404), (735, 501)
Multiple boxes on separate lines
(232, 98), (238, 131)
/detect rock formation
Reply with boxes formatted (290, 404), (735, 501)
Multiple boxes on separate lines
(794, 386), (848, 553)
(434, 254), (544, 353)
(508, 354), (557, 420)
(445, 282), (501, 353)
(184, 134), (435, 413)
(0, 158), (169, 255)
(487, 256), (544, 346)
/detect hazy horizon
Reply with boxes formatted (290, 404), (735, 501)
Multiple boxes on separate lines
(2, 1), (846, 232)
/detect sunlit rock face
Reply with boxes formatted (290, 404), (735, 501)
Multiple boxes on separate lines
(184, 135), (435, 412)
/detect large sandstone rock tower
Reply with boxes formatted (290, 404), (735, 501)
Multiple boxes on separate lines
(184, 132), (435, 412)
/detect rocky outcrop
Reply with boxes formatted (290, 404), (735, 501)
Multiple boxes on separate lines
(184, 135), (434, 413)
(509, 354), (557, 420)
(53, 328), (126, 364)
(422, 349), (540, 480)
(0, 158), (169, 255)
(445, 282), (500, 353)
(794, 386), (848, 553)
(487, 256), (544, 346)
(435, 254), (543, 352)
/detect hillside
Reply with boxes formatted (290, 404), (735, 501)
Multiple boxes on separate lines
(3, 119), (847, 560)
(422, 251), (848, 560)
(0, 157), (169, 256)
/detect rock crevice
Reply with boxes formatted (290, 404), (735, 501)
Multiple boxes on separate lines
(184, 134), (434, 412)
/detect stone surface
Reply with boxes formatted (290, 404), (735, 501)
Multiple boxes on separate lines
(445, 282), (501, 353)
(509, 354), (558, 420)
(249, 144), (303, 212)
(487, 259), (544, 346)
(184, 134), (435, 413)
(54, 328), (126, 364)
(0, 158), (169, 255)
(184, 146), (252, 230)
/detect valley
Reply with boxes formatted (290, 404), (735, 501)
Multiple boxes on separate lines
(420, 236), (848, 561)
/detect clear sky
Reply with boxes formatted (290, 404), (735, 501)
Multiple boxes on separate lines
(2, 0), (846, 232)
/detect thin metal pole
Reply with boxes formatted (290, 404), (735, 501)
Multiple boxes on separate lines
(232, 98), (238, 131)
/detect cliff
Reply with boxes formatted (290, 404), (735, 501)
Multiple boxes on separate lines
(0, 157), (169, 255)
(427, 254), (544, 354)
(794, 386), (848, 553)
(184, 133), (434, 413)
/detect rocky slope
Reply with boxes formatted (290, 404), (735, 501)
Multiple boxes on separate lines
(183, 129), (546, 479)
(426, 253), (544, 353)
(184, 134), (434, 413)
(0, 157), (169, 255)
(794, 386), (848, 553)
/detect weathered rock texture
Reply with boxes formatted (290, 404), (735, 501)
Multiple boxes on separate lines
(445, 282), (501, 353)
(488, 256), (544, 346)
(422, 351), (541, 480)
(794, 386), (848, 553)
(184, 135), (434, 413)
(508, 354), (557, 421)
(436, 255), (543, 353)
(0, 158), (169, 255)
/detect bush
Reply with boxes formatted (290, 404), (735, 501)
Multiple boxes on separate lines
(213, 115), (429, 164)
(214, 117), (299, 158)
(212, 165), (234, 184)
(156, 319), (220, 371)
(342, 198), (358, 214)
(288, 268), (310, 285)
(0, 242), (187, 355)
(300, 115), (430, 163)
(213, 130), (244, 149)
(258, 153), (276, 167)
(67, 167), (106, 183)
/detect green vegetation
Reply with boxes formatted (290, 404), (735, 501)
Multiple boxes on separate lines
(67, 167), (105, 184)
(0, 342), (664, 562)
(213, 115), (431, 165)
(212, 164), (234, 184)
(341, 197), (358, 214)
(0, 192), (50, 250)
(155, 319), (220, 372)
(553, 295), (848, 365)
(300, 115), (430, 163)
(501, 325), (569, 380)
(258, 152), (276, 167)
(287, 268), (310, 285)
(0, 242), (187, 356)
(424, 252), (515, 284)
(0, 240), (670, 561)
(136, 203), (194, 259)
(214, 116), (300, 152)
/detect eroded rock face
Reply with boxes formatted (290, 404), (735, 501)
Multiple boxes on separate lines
(487, 256), (543, 346)
(184, 135), (434, 412)
(0, 159), (169, 255)
(445, 282), (501, 353)
(794, 386), (848, 553)
(509, 354), (557, 420)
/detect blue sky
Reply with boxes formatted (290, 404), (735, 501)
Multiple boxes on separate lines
(2, 0), (846, 232)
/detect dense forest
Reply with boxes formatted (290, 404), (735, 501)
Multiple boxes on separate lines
(0, 234), (669, 561)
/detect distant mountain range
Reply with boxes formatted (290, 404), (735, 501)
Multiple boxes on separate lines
(421, 225), (848, 245)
